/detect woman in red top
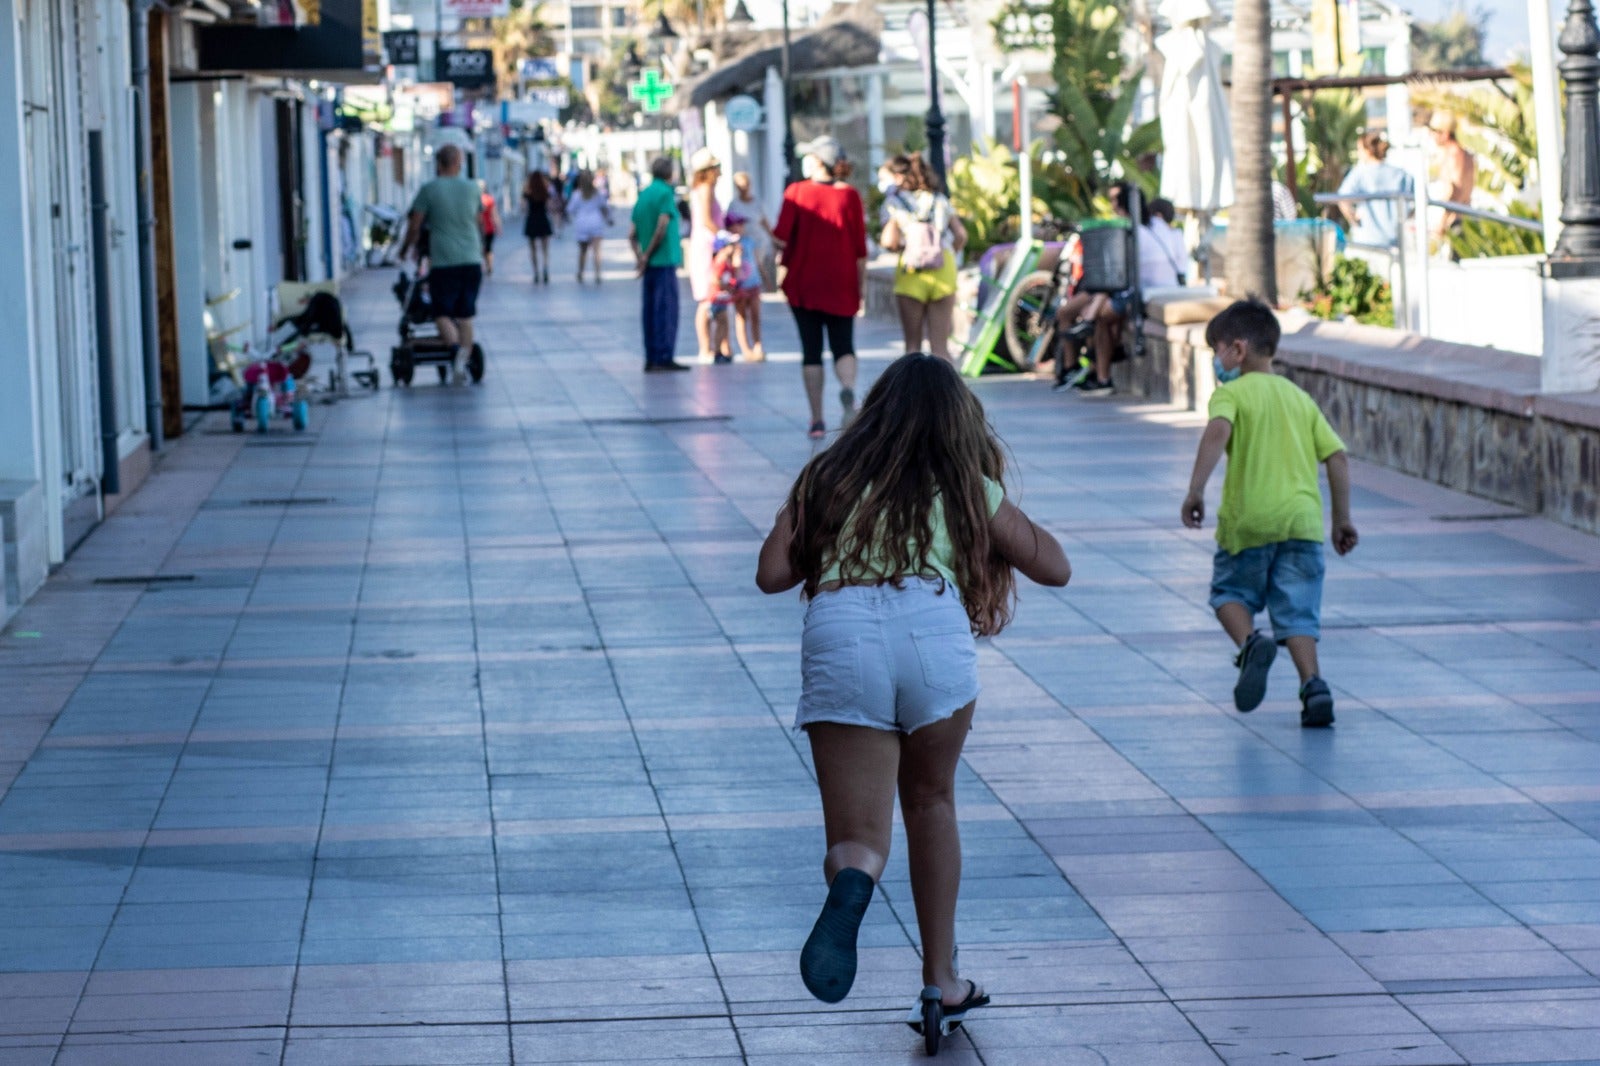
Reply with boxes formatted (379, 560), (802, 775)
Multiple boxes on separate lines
(773, 136), (867, 440)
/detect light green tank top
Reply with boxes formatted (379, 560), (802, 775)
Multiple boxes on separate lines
(819, 478), (1004, 591)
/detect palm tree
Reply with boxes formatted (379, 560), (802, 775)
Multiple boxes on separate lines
(639, 0), (723, 34)
(1227, 0), (1275, 303)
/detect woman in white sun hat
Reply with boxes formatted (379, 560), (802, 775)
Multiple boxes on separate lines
(687, 147), (730, 362)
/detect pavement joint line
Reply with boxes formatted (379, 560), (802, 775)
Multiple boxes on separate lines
(4, 248), (1599, 1060)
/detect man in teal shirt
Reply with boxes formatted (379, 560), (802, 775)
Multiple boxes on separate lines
(629, 157), (688, 372)
(400, 144), (482, 385)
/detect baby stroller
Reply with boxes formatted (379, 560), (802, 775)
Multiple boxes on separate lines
(390, 270), (485, 386)
(278, 284), (380, 396)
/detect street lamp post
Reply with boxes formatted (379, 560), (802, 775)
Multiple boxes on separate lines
(781, 0), (796, 184)
(1551, 0), (1600, 261)
(925, 0), (946, 186)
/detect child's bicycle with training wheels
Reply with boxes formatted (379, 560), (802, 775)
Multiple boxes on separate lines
(234, 347), (312, 433)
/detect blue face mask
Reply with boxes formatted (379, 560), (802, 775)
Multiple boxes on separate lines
(1213, 354), (1242, 384)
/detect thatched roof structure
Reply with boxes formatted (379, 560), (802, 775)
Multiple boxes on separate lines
(675, 6), (882, 112)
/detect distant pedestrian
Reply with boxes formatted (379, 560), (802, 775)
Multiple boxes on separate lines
(399, 144), (482, 386)
(1143, 198), (1190, 286)
(731, 171), (775, 289)
(478, 180), (501, 277)
(1338, 133), (1413, 251)
(1271, 180), (1298, 221)
(880, 153), (967, 363)
(1181, 299), (1358, 727)
(686, 148), (729, 362)
(521, 170), (554, 284)
(630, 156), (689, 373)
(548, 165), (569, 236)
(772, 136), (867, 439)
(1428, 111), (1477, 252)
(716, 212), (764, 361)
(569, 170), (613, 284)
(754, 352), (1070, 1027)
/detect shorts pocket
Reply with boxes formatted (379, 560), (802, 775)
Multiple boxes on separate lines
(801, 636), (863, 711)
(912, 624), (977, 695)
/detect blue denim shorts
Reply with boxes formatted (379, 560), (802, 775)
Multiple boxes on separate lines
(796, 578), (979, 734)
(1208, 540), (1325, 641)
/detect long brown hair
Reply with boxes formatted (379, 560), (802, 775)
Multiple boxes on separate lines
(785, 354), (1015, 635)
(895, 152), (941, 195)
(524, 171), (549, 203)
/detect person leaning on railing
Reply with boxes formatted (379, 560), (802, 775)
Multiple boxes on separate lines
(1337, 132), (1413, 252)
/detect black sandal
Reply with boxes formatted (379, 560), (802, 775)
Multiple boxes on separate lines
(799, 868), (874, 1003)
(907, 979), (990, 1055)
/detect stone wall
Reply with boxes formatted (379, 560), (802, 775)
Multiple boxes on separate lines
(1128, 309), (1600, 536)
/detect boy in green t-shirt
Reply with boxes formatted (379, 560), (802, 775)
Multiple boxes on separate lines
(1181, 300), (1359, 727)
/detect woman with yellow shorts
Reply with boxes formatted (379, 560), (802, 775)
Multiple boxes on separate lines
(881, 154), (968, 362)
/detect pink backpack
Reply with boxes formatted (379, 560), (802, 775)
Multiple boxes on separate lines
(899, 196), (946, 271)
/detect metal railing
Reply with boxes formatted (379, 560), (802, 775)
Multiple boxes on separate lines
(1314, 190), (1543, 335)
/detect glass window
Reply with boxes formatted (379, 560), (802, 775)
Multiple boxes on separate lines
(570, 6), (600, 28)
(611, 6), (629, 27)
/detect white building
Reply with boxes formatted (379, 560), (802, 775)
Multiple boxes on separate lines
(0, 0), (157, 615)
(0, 0), (402, 622)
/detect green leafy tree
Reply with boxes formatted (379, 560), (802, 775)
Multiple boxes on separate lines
(1276, 88), (1366, 217)
(1410, 9), (1488, 73)
(1047, 0), (1160, 213)
(947, 140), (1085, 258)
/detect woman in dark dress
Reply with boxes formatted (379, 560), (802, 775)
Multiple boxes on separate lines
(522, 171), (554, 284)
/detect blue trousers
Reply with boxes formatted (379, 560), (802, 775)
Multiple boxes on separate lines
(641, 265), (680, 367)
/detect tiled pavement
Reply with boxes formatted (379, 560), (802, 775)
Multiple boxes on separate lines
(2, 228), (1599, 1065)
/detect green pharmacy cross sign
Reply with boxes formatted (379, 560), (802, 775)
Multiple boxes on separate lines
(629, 68), (674, 113)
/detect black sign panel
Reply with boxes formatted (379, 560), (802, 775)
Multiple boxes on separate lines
(197, 0), (362, 72)
(438, 48), (494, 88)
(383, 30), (419, 65)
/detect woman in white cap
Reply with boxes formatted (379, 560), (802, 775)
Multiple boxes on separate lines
(773, 136), (868, 438)
(687, 148), (731, 362)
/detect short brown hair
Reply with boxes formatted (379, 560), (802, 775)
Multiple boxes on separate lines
(1358, 131), (1389, 160)
(1205, 298), (1280, 359)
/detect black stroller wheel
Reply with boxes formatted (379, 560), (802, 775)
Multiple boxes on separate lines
(468, 343), (485, 382)
(391, 347), (414, 386)
(436, 364), (448, 383)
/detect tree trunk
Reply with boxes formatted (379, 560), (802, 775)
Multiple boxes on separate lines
(1228, 0), (1277, 304)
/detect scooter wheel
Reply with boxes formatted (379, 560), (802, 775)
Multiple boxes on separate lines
(922, 995), (942, 1056)
(291, 399), (309, 432)
(254, 393), (273, 432)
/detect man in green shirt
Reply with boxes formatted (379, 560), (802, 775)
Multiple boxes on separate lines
(629, 157), (688, 372)
(400, 144), (483, 385)
(1181, 299), (1359, 728)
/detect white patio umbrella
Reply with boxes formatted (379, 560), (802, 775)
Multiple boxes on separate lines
(1156, 0), (1234, 212)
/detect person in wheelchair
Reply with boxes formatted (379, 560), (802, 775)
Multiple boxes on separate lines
(1050, 184), (1186, 396)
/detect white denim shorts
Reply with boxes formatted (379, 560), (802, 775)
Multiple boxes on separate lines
(795, 578), (980, 734)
